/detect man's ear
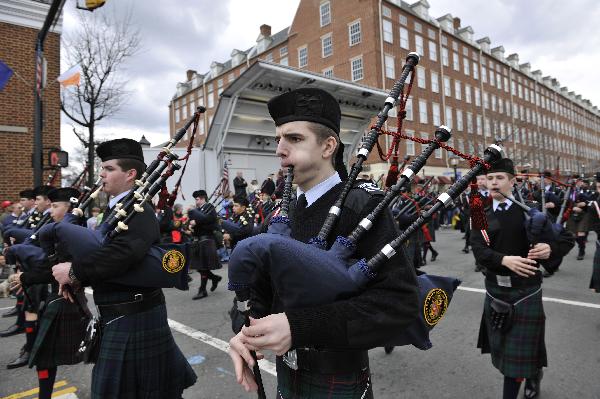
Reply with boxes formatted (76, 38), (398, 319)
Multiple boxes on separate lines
(126, 168), (137, 182)
(321, 136), (337, 159)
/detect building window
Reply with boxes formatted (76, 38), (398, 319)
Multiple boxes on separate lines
(323, 67), (333, 78)
(474, 88), (481, 106)
(349, 20), (361, 46)
(481, 66), (487, 83)
(454, 80), (462, 100)
(428, 28), (436, 39)
(384, 54), (395, 79)
(453, 52), (459, 71)
(441, 35), (448, 46)
(217, 78), (224, 95)
(207, 92), (214, 109)
(399, 27), (409, 49)
(452, 41), (458, 51)
(228, 72), (235, 83)
(399, 14), (407, 26)
(417, 67), (426, 88)
(463, 58), (470, 75)
(280, 46), (288, 56)
(419, 99), (428, 124)
(442, 47), (449, 66)
(472, 63), (479, 80)
(264, 53), (273, 62)
(351, 56), (364, 81)
(405, 98), (413, 121)
(383, 19), (393, 43)
(280, 56), (289, 66)
(489, 71), (495, 86)
(298, 46), (308, 68)
(175, 107), (180, 123)
(443, 76), (451, 97)
(382, 5), (391, 17)
(420, 132), (428, 152)
(405, 130), (415, 155)
(496, 73), (502, 90)
(476, 114), (482, 135)
(465, 84), (472, 103)
(431, 71), (439, 93)
(429, 40), (437, 61)
(445, 106), (453, 129)
(432, 103), (441, 126)
(483, 92), (489, 109)
(321, 34), (333, 58)
(320, 1), (331, 27)
(456, 110), (463, 131)
(467, 112), (473, 133)
(484, 117), (491, 137)
(414, 21), (422, 33)
(415, 35), (424, 56)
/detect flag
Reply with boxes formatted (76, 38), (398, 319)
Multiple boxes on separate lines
(221, 161), (230, 195)
(57, 65), (81, 87)
(0, 60), (13, 91)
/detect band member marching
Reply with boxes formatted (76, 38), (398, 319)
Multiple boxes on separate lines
(188, 189), (222, 300)
(471, 158), (560, 399)
(228, 87), (419, 398)
(51, 138), (197, 399)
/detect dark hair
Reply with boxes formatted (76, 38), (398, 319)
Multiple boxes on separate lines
(306, 122), (339, 167)
(233, 195), (249, 207)
(115, 159), (145, 179)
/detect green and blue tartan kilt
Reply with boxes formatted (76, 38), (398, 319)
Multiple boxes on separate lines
(91, 292), (197, 399)
(29, 293), (89, 369)
(477, 281), (547, 379)
(275, 357), (373, 399)
(590, 240), (600, 292)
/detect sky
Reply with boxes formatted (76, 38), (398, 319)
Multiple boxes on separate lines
(59, 0), (600, 157)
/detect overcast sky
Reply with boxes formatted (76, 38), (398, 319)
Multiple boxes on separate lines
(59, 0), (600, 155)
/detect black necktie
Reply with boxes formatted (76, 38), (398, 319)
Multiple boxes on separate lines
(296, 194), (307, 211)
(496, 203), (507, 212)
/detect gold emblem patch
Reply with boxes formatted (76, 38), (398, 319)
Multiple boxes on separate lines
(423, 288), (449, 326)
(162, 249), (185, 274)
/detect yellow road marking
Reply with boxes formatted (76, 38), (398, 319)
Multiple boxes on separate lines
(1, 380), (68, 399)
(51, 387), (77, 397)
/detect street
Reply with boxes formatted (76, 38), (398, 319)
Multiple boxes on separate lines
(1, 228), (599, 399)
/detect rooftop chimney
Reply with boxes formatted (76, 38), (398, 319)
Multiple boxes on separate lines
(453, 17), (461, 30)
(260, 24), (271, 37)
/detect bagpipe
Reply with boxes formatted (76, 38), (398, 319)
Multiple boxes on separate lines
(34, 107), (207, 291)
(228, 53), (504, 355)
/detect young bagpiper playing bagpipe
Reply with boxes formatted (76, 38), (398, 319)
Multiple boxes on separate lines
(51, 139), (197, 399)
(470, 158), (566, 399)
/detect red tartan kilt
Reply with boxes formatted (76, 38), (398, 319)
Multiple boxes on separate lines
(421, 225), (432, 242)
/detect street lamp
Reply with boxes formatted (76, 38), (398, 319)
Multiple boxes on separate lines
(449, 154), (460, 181)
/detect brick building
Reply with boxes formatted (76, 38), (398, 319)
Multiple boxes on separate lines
(169, 0), (600, 184)
(0, 0), (62, 200)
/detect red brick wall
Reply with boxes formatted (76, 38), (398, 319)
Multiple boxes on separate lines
(0, 22), (61, 201)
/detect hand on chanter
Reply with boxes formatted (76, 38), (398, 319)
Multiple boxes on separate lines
(229, 331), (263, 392)
(241, 313), (292, 356)
(527, 243), (551, 260)
(501, 255), (538, 277)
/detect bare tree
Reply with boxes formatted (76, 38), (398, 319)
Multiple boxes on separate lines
(60, 9), (141, 187)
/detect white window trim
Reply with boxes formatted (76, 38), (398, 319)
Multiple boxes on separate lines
(320, 1), (331, 27)
(350, 55), (364, 82)
(298, 45), (308, 68)
(321, 33), (333, 58)
(348, 19), (362, 46)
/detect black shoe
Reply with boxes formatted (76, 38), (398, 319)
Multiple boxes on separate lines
(384, 346), (394, 354)
(0, 324), (24, 337)
(577, 250), (585, 260)
(524, 369), (543, 399)
(210, 275), (222, 292)
(187, 275), (193, 283)
(431, 252), (438, 262)
(192, 289), (208, 300)
(6, 349), (29, 369)
(461, 248), (469, 254)
(474, 264), (483, 272)
(2, 306), (18, 318)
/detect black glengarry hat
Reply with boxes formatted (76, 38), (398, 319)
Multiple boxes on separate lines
(48, 187), (80, 203)
(96, 138), (144, 162)
(19, 189), (35, 200)
(193, 190), (208, 199)
(486, 158), (515, 176)
(33, 185), (54, 198)
(267, 88), (347, 180)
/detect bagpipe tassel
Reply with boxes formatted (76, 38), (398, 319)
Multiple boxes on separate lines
(385, 156), (400, 189)
(469, 181), (488, 230)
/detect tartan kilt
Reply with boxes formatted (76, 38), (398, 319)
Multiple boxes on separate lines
(91, 297), (197, 399)
(566, 211), (590, 233)
(275, 357), (373, 399)
(477, 281), (547, 379)
(24, 283), (49, 313)
(590, 240), (600, 292)
(29, 293), (89, 369)
(190, 237), (222, 271)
